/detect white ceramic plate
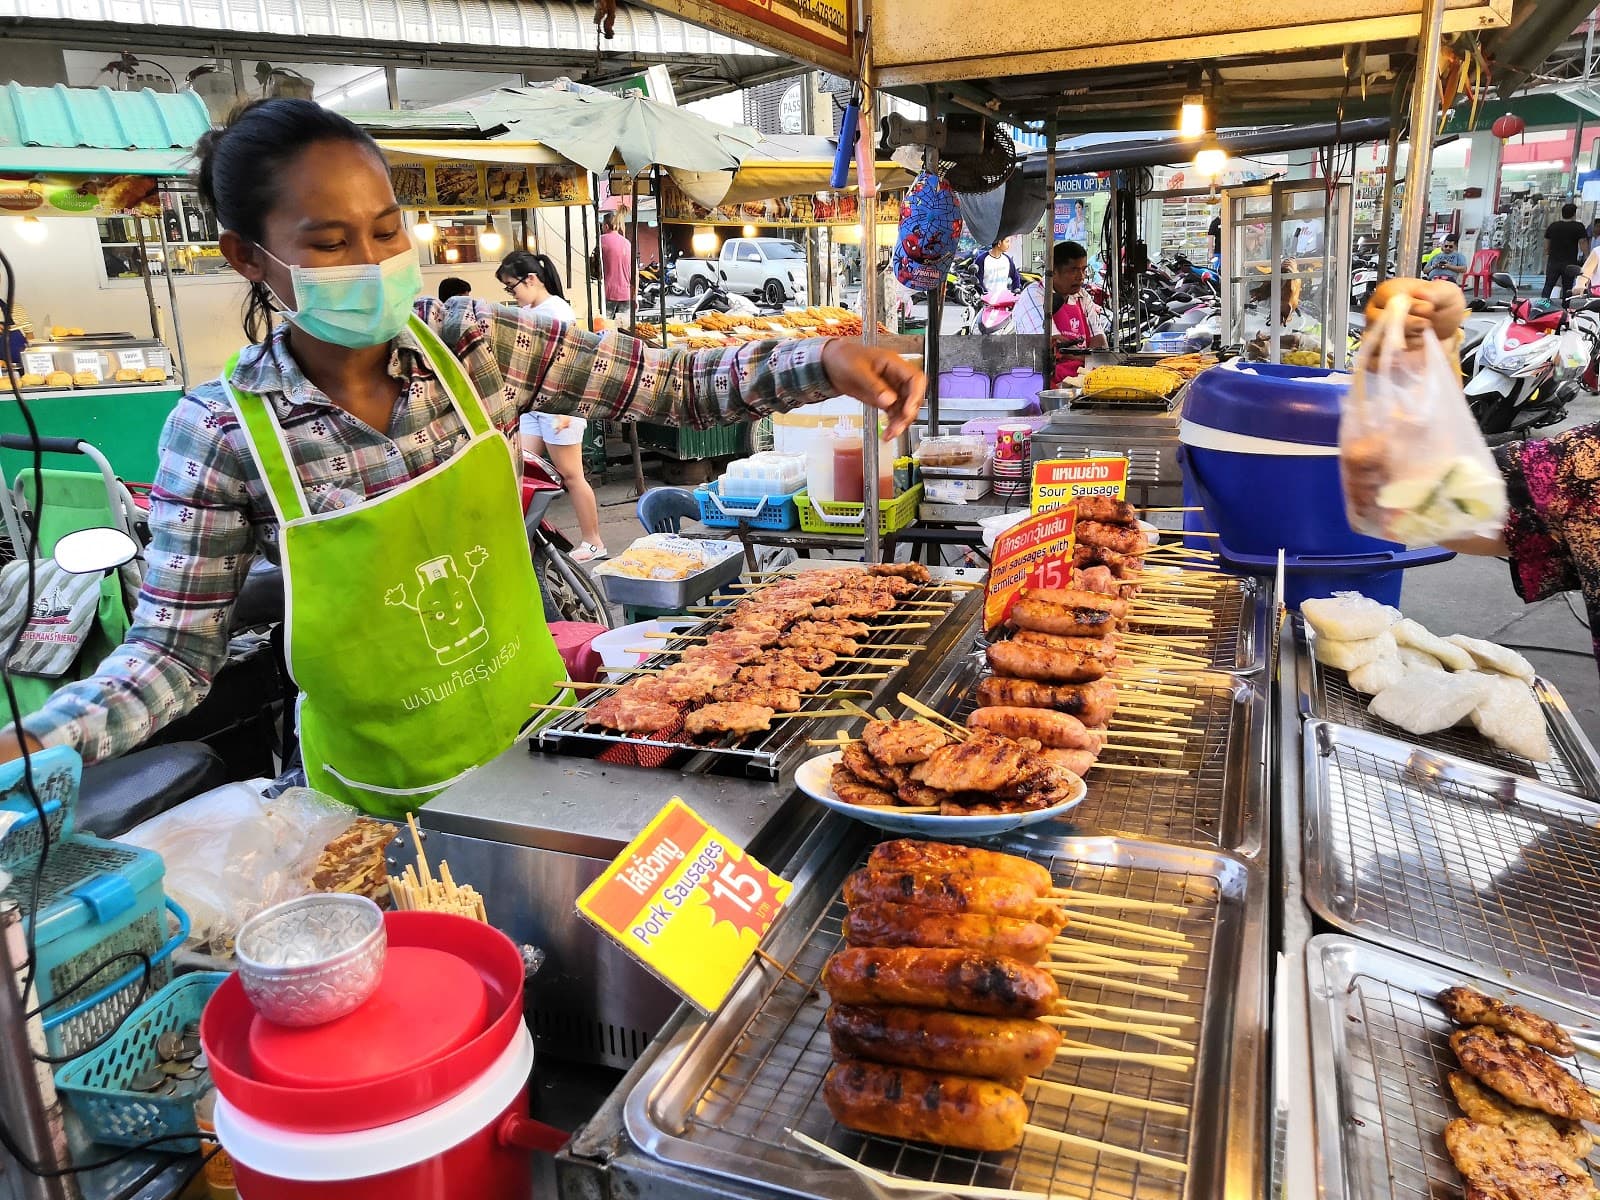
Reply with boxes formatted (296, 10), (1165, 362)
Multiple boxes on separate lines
(794, 751), (1087, 839)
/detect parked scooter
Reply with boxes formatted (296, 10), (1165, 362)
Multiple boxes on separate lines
(975, 289), (1019, 336)
(521, 452), (612, 627)
(638, 258), (666, 308)
(1461, 271), (1599, 445)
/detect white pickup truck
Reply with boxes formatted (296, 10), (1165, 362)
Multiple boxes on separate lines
(673, 237), (808, 304)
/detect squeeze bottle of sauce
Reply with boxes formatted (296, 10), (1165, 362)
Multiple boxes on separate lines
(805, 421), (835, 504)
(832, 423), (865, 504)
(877, 420), (898, 500)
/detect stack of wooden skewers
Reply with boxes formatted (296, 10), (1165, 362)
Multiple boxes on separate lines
(794, 838), (1194, 1177)
(387, 813), (488, 923)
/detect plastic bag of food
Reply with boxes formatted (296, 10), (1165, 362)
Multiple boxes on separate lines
(1340, 294), (1507, 546)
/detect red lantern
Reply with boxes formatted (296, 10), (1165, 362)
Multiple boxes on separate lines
(1492, 113), (1526, 140)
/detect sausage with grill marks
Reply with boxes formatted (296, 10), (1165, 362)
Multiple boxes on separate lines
(1010, 596), (1121, 638)
(986, 639), (1110, 683)
(1018, 586), (1128, 618)
(968, 705), (1105, 752)
(865, 839), (1053, 895)
(842, 900), (1055, 962)
(822, 1059), (1028, 1152)
(826, 1004), (1062, 1082)
(842, 868), (1053, 923)
(821, 947), (1060, 1018)
(975, 676), (1118, 724)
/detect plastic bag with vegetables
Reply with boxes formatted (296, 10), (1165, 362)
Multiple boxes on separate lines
(1339, 293), (1506, 545)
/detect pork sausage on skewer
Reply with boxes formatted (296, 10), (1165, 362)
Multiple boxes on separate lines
(821, 947), (1060, 1018)
(968, 706), (1106, 752)
(1041, 747), (1099, 777)
(826, 1005), (1063, 1081)
(865, 839), (1054, 895)
(1076, 520), (1150, 556)
(1011, 629), (1121, 659)
(1019, 586), (1128, 619)
(975, 676), (1118, 724)
(823, 1060), (1028, 1152)
(841, 868), (1059, 924)
(1009, 597), (1120, 639)
(987, 640), (1110, 683)
(1073, 497), (1139, 526)
(843, 900), (1055, 962)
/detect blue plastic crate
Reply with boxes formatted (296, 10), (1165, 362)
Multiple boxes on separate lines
(0, 746), (82, 873)
(694, 480), (798, 531)
(55, 972), (226, 1152)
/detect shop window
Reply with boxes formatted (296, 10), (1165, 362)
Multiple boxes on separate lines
(97, 185), (227, 281)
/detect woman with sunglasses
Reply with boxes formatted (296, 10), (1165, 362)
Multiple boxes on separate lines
(496, 250), (605, 559)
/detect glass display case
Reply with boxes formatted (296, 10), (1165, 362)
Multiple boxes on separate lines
(1220, 179), (1353, 368)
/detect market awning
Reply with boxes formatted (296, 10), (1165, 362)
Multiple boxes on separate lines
(376, 139), (568, 166)
(0, 84), (209, 176)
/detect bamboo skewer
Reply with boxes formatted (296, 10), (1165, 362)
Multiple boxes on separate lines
(627, 646), (911, 667)
(789, 1131), (1089, 1200)
(1052, 891), (1189, 915)
(1087, 762), (1191, 777)
(1051, 1042), (1194, 1072)
(389, 814), (487, 922)
(1022, 1124), (1190, 1172)
(1051, 938), (1188, 964)
(1049, 972), (1190, 1001)
(1025, 1078), (1190, 1117)
(1047, 1021), (1195, 1052)
(1047, 955), (1180, 980)
(1040, 1012), (1184, 1036)
(1102, 727), (1186, 743)
(1056, 912), (1194, 947)
(1061, 999), (1196, 1024)
(1099, 743), (1183, 757)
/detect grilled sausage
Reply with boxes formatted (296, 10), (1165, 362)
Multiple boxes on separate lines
(842, 868), (1050, 922)
(1041, 747), (1099, 777)
(843, 901), (1055, 962)
(1076, 520), (1150, 556)
(1019, 586), (1128, 618)
(866, 839), (1054, 895)
(986, 639), (1109, 684)
(822, 947), (1060, 1018)
(975, 677), (1118, 725)
(823, 1059), (1028, 1152)
(968, 706), (1104, 752)
(1072, 543), (1143, 578)
(1073, 497), (1139, 526)
(1012, 629), (1120, 659)
(827, 1005), (1062, 1082)
(1010, 597), (1120, 638)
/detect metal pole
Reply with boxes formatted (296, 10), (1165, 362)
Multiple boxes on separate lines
(1045, 120), (1058, 384)
(0, 902), (72, 1199)
(1396, 0), (1448, 274)
(923, 87), (942, 438)
(563, 204), (574, 305)
(581, 187), (596, 326)
(135, 219), (160, 340)
(156, 185), (190, 387)
(1108, 174), (1121, 352)
(654, 168), (667, 337)
(1375, 120), (1403, 284)
(626, 177), (646, 497)
(859, 86), (882, 564)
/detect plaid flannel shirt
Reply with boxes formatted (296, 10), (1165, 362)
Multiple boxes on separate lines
(22, 297), (832, 762)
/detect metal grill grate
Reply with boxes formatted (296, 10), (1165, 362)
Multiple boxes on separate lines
(1298, 620), (1600, 799)
(630, 832), (1261, 1200)
(1306, 935), (1600, 1200)
(1133, 573), (1263, 675)
(1304, 722), (1600, 1013)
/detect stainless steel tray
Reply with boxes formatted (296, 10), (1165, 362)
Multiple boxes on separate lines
(911, 651), (1267, 857)
(593, 541), (747, 609)
(623, 820), (1265, 1200)
(1305, 933), (1600, 1200)
(1294, 618), (1600, 800)
(1303, 720), (1600, 1013)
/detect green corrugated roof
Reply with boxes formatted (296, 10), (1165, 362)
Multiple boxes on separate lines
(0, 85), (210, 176)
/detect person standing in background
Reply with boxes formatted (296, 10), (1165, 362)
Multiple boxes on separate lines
(1427, 236), (1467, 283)
(1543, 202), (1590, 299)
(968, 236), (1022, 295)
(437, 277), (471, 301)
(599, 212), (632, 319)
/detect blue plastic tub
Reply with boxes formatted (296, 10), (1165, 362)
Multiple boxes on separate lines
(1214, 543), (1454, 609)
(694, 480), (799, 531)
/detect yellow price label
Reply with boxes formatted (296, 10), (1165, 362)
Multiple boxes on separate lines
(575, 797), (792, 1013)
(1031, 456), (1129, 513)
(983, 508), (1078, 631)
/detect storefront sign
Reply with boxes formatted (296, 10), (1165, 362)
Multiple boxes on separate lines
(388, 160), (591, 212)
(1054, 174), (1109, 196)
(984, 508), (1079, 630)
(659, 177), (901, 228)
(0, 173), (160, 218)
(702, 0), (851, 63)
(1031, 456), (1128, 512)
(577, 797), (792, 1013)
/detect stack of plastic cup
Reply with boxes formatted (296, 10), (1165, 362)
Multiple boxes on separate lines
(993, 422), (1033, 502)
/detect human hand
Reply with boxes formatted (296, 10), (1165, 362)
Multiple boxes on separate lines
(820, 340), (927, 439)
(1366, 278), (1467, 347)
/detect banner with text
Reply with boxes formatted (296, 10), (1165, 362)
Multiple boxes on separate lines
(0, 174), (161, 218)
(1032, 457), (1129, 513)
(576, 797), (792, 1013)
(703, 0), (852, 62)
(388, 160), (591, 211)
(984, 508), (1079, 631)
(659, 178), (902, 228)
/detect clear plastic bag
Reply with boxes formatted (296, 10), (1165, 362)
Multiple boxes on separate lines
(1339, 294), (1507, 546)
(120, 784), (361, 954)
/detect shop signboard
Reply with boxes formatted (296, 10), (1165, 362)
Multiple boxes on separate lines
(577, 797), (792, 1013)
(1055, 174), (1109, 196)
(388, 159), (591, 211)
(984, 507), (1078, 631)
(0, 173), (161, 218)
(1031, 456), (1128, 512)
(697, 0), (852, 65)
(659, 176), (901, 227)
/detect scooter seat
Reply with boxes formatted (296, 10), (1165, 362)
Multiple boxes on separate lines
(230, 561), (283, 632)
(76, 741), (228, 839)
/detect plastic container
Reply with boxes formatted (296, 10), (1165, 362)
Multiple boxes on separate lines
(803, 420), (837, 504)
(991, 367), (1044, 405)
(937, 366), (991, 400)
(958, 414), (1052, 450)
(924, 477), (992, 503)
(797, 484), (923, 537)
(590, 619), (697, 676)
(719, 452), (806, 499)
(693, 481), (799, 531)
(832, 426), (865, 504)
(914, 435), (988, 471)
(55, 971), (228, 1152)
(592, 541), (744, 609)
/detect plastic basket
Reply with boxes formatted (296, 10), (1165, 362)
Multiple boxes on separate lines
(797, 484), (923, 537)
(694, 481), (798, 531)
(55, 971), (227, 1152)
(637, 421), (748, 461)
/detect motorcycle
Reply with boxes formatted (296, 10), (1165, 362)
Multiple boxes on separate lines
(520, 451), (612, 627)
(975, 288), (1018, 336)
(638, 258), (666, 308)
(1460, 271), (1599, 445)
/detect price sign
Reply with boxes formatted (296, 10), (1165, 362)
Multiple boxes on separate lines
(116, 349), (146, 371)
(70, 352), (102, 381)
(983, 508), (1078, 630)
(20, 351), (52, 378)
(1031, 457), (1128, 513)
(576, 797), (792, 1013)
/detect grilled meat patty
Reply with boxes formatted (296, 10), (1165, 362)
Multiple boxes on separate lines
(1441, 987), (1577, 1057)
(1449, 1072), (1595, 1159)
(683, 702), (774, 738)
(909, 732), (1033, 792)
(1450, 1026), (1600, 1122)
(1444, 1118), (1599, 1200)
(862, 719), (950, 765)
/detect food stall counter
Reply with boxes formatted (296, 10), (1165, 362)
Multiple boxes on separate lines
(0, 382), (183, 483)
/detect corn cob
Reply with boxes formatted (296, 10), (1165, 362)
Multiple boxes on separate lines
(1081, 365), (1184, 399)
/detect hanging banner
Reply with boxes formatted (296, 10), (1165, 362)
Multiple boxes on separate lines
(659, 177), (902, 227)
(702, 0), (852, 63)
(0, 174), (160, 218)
(983, 508), (1079, 631)
(388, 160), (591, 211)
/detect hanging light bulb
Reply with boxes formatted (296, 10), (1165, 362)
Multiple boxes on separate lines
(443, 246), (460, 263)
(741, 223), (758, 238)
(412, 214), (436, 242)
(1179, 92), (1207, 140)
(1193, 139), (1228, 179)
(691, 225), (718, 256)
(15, 217), (46, 244)
(479, 227), (503, 254)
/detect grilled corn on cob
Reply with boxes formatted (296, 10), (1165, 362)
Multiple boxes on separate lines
(1081, 365), (1184, 399)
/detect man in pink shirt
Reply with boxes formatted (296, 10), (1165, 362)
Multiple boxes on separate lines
(600, 212), (633, 318)
(1013, 240), (1109, 382)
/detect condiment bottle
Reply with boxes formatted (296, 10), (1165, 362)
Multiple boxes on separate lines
(805, 421), (835, 504)
(193, 1091), (238, 1200)
(832, 421), (866, 505)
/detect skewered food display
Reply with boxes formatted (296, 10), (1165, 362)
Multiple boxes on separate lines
(1301, 593), (1553, 760)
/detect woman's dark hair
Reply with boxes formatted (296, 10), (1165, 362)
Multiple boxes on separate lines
(194, 98), (386, 343)
(496, 250), (565, 301)
(438, 276), (472, 301)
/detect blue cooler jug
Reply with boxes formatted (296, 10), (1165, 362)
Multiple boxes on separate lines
(1178, 359), (1451, 608)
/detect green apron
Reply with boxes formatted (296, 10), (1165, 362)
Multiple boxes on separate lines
(227, 315), (567, 816)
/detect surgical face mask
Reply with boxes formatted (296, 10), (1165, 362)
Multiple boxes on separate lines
(260, 244), (422, 348)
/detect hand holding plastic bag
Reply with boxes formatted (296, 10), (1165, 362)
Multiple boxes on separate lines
(1340, 293), (1507, 546)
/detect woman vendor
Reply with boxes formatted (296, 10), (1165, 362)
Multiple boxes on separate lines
(0, 99), (926, 813)
(1368, 277), (1600, 670)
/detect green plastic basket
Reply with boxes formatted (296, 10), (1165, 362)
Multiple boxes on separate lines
(797, 484), (923, 537)
(637, 420), (748, 461)
(55, 972), (226, 1152)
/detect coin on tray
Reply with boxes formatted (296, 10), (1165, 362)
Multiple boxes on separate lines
(131, 1067), (164, 1092)
(157, 1031), (183, 1059)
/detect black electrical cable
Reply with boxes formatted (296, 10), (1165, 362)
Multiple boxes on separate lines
(26, 949), (151, 1019)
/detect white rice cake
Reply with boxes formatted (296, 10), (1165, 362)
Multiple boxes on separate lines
(1399, 647), (1445, 672)
(1368, 670), (1489, 735)
(1313, 630), (1398, 672)
(1347, 655), (1407, 696)
(1391, 619), (1476, 671)
(1301, 593), (1401, 641)
(1469, 673), (1551, 762)
(1445, 634), (1536, 682)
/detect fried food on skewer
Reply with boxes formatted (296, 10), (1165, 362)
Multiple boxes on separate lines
(773, 645), (839, 672)
(869, 562), (931, 583)
(711, 680), (802, 711)
(1443, 1118), (1599, 1200)
(682, 640), (766, 665)
(735, 659), (823, 692)
(655, 654), (742, 703)
(684, 702), (775, 738)
(865, 839), (1055, 895)
(862, 719), (951, 765)
(785, 632), (862, 656)
(975, 676), (1119, 723)
(788, 617), (871, 640)
(1448, 1072), (1595, 1159)
(967, 706), (1105, 751)
(1441, 987), (1578, 1057)
(585, 691), (678, 732)
(1073, 497), (1139, 526)
(1450, 1026), (1600, 1122)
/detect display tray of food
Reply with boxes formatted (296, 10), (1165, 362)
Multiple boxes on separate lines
(623, 824), (1264, 1200)
(591, 535), (746, 609)
(1293, 605), (1600, 801)
(1303, 720), (1600, 1014)
(534, 564), (983, 780)
(1306, 933), (1600, 1200)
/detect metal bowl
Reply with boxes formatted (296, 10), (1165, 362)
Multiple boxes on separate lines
(235, 894), (386, 1027)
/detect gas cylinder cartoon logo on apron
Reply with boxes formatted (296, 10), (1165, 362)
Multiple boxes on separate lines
(384, 547), (491, 665)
